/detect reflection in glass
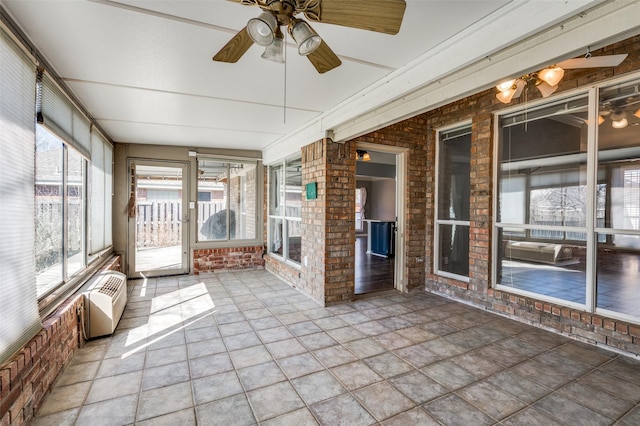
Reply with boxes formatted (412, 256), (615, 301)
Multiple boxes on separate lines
(35, 126), (63, 294)
(438, 224), (469, 276)
(496, 95), (589, 303)
(268, 157), (302, 264)
(269, 163), (283, 217)
(198, 159), (257, 241)
(270, 218), (284, 256)
(497, 231), (586, 304)
(596, 234), (640, 317)
(287, 219), (302, 264)
(595, 78), (640, 319)
(438, 133), (470, 221)
(67, 148), (85, 276)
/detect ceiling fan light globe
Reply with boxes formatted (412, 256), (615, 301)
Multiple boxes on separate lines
(609, 110), (627, 121)
(299, 36), (321, 55)
(496, 79), (515, 92)
(261, 37), (285, 63)
(496, 88), (516, 104)
(538, 67), (565, 87)
(536, 81), (558, 98)
(612, 117), (628, 129)
(291, 20), (321, 56)
(247, 11), (277, 46)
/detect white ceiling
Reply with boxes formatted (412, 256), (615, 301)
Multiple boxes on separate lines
(3, 0), (634, 161)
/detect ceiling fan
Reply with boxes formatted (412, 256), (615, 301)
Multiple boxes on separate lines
(496, 51), (628, 103)
(212, 0), (406, 73)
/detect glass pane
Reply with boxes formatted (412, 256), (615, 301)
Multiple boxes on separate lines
(35, 126), (63, 296)
(67, 148), (85, 276)
(497, 229), (586, 304)
(287, 219), (302, 264)
(438, 132), (470, 221)
(529, 181), (588, 240)
(438, 224), (469, 276)
(135, 164), (183, 271)
(198, 160), (228, 240)
(269, 164), (283, 216)
(269, 218), (284, 257)
(229, 162), (257, 240)
(285, 158), (302, 219)
(597, 80), (640, 233)
(499, 175), (526, 225)
(498, 95), (589, 227)
(596, 234), (640, 318)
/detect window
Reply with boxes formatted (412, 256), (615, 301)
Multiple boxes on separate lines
(595, 79), (640, 317)
(197, 157), (259, 242)
(35, 125), (88, 296)
(495, 78), (640, 320)
(1, 22), (113, 365)
(33, 70), (113, 304)
(355, 187), (367, 231)
(495, 94), (589, 305)
(268, 156), (302, 264)
(435, 124), (471, 279)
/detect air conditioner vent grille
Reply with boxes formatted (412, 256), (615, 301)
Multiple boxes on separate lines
(98, 275), (124, 297)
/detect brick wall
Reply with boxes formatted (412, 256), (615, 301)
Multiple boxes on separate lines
(419, 35), (640, 356)
(264, 255), (302, 290)
(323, 139), (356, 304)
(299, 140), (327, 305)
(0, 256), (122, 426)
(262, 34), (640, 354)
(193, 246), (264, 274)
(353, 120), (430, 291)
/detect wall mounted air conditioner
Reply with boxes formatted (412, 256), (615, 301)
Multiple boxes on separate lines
(83, 271), (127, 339)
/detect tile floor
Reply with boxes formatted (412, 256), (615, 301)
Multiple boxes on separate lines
(34, 270), (640, 425)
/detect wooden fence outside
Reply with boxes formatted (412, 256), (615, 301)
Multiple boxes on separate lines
(135, 201), (224, 248)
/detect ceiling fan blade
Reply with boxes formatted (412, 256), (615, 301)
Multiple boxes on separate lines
(212, 27), (254, 63)
(308, 0), (406, 35)
(556, 54), (628, 69)
(307, 40), (342, 74)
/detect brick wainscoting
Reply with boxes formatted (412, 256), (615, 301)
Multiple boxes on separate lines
(0, 256), (122, 426)
(193, 246), (265, 274)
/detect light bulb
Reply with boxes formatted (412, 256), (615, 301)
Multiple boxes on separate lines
(538, 67), (565, 87)
(612, 118), (628, 129)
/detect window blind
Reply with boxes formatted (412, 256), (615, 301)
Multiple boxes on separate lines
(89, 129), (113, 255)
(37, 72), (91, 159)
(0, 26), (42, 364)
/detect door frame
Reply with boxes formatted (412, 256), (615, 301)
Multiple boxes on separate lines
(127, 159), (190, 278)
(355, 143), (408, 292)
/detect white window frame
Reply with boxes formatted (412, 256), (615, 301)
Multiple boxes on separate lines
(492, 74), (640, 324)
(268, 155), (302, 267)
(434, 122), (472, 282)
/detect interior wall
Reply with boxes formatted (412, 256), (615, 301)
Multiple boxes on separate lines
(370, 179), (396, 221)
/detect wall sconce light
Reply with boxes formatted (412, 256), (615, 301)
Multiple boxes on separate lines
(356, 150), (371, 161)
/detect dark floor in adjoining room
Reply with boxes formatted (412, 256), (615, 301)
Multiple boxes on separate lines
(355, 235), (394, 295)
(34, 270), (640, 425)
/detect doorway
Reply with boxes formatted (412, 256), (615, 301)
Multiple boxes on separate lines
(354, 145), (406, 294)
(127, 160), (189, 277)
